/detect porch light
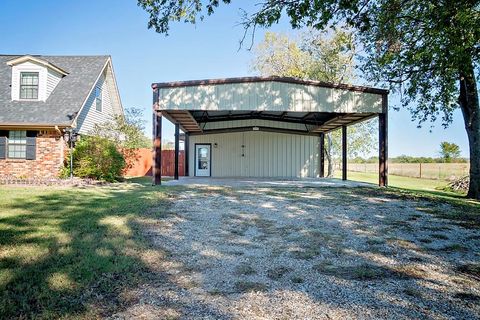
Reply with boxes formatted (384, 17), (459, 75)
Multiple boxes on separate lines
(63, 128), (78, 179)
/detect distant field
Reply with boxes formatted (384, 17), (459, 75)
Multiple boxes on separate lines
(348, 163), (469, 180)
(335, 171), (449, 191)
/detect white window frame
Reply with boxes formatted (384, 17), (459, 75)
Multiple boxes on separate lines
(19, 72), (39, 100)
(7, 130), (27, 159)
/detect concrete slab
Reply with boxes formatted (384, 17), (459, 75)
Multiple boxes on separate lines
(163, 177), (373, 188)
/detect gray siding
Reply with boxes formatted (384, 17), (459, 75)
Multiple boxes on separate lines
(189, 131), (319, 178)
(76, 71), (114, 134)
(203, 119), (311, 131)
(46, 69), (62, 98)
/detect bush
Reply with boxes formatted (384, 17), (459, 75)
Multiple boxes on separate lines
(67, 136), (126, 182)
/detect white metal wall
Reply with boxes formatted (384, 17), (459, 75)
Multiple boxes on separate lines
(160, 81), (383, 113)
(203, 119), (312, 131)
(189, 131), (319, 178)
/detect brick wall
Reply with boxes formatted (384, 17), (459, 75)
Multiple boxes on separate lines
(0, 130), (65, 179)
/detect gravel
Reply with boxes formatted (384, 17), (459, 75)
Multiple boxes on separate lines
(110, 184), (480, 320)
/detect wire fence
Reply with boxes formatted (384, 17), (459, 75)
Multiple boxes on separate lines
(346, 163), (470, 180)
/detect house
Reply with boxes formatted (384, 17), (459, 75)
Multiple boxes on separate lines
(0, 55), (123, 179)
(152, 77), (388, 185)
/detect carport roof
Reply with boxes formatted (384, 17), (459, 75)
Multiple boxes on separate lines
(153, 76), (388, 134)
(153, 76), (388, 95)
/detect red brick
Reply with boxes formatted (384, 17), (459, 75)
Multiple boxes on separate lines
(0, 130), (65, 179)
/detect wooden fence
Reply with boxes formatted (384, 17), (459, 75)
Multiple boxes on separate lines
(123, 148), (185, 177)
(347, 162), (470, 180)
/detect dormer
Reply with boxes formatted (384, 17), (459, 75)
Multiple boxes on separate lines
(6, 55), (68, 102)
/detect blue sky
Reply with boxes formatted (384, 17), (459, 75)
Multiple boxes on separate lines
(0, 0), (470, 157)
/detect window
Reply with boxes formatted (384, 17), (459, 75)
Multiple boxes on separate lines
(8, 131), (27, 159)
(20, 72), (39, 99)
(95, 87), (102, 112)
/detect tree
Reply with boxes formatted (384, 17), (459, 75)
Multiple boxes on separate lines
(440, 142), (462, 163)
(251, 32), (311, 79)
(138, 0), (480, 199)
(252, 30), (375, 177)
(92, 107), (151, 149)
(251, 30), (355, 82)
(92, 107), (151, 170)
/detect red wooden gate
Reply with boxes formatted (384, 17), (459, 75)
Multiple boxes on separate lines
(161, 150), (185, 176)
(123, 148), (185, 177)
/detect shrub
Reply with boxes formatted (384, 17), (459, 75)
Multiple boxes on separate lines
(68, 136), (126, 182)
(91, 107), (151, 171)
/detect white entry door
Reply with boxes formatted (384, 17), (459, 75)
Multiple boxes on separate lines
(195, 144), (211, 176)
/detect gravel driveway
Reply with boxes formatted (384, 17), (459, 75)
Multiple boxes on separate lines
(112, 184), (480, 320)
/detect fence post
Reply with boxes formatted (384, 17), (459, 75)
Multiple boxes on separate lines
(419, 163), (422, 179)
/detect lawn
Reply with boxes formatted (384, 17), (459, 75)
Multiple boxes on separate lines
(335, 171), (448, 191)
(0, 179), (178, 319)
(336, 171), (480, 226)
(0, 177), (478, 318)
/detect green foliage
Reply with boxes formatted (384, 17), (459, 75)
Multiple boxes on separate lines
(70, 136), (125, 182)
(137, 0), (231, 34)
(251, 29), (355, 83)
(138, 0), (480, 199)
(329, 120), (378, 160)
(92, 107), (151, 149)
(91, 107), (150, 172)
(301, 29), (356, 83)
(251, 32), (311, 79)
(251, 30), (376, 174)
(439, 142), (462, 163)
(139, 0), (478, 123)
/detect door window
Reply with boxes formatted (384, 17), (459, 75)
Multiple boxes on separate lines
(198, 147), (209, 169)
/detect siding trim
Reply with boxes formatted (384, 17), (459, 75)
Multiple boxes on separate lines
(153, 76), (389, 95)
(72, 58), (111, 128)
(190, 126), (319, 137)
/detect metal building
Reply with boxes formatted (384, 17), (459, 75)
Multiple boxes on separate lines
(151, 77), (388, 185)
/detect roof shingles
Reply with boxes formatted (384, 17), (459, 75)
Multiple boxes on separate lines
(0, 55), (109, 126)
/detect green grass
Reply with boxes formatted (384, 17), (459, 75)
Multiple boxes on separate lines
(0, 174), (478, 318)
(335, 171), (448, 191)
(335, 171), (479, 227)
(0, 179), (178, 319)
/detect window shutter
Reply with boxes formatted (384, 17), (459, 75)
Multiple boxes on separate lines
(26, 131), (37, 160)
(0, 137), (6, 159)
(26, 131), (38, 138)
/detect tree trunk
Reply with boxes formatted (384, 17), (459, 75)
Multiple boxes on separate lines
(325, 133), (334, 177)
(459, 61), (480, 200)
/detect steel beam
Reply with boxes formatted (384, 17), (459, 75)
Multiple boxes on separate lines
(342, 125), (347, 181)
(184, 133), (189, 176)
(152, 111), (162, 185)
(319, 133), (325, 178)
(379, 94), (388, 187)
(174, 123), (179, 180)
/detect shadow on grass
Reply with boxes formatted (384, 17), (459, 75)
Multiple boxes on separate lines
(1, 181), (478, 319)
(344, 177), (479, 227)
(0, 182), (229, 319)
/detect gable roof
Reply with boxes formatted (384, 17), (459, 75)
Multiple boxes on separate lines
(0, 55), (111, 127)
(153, 76), (389, 95)
(6, 55), (69, 76)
